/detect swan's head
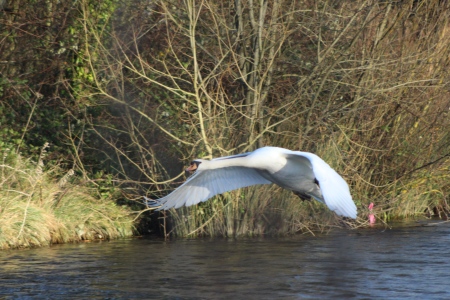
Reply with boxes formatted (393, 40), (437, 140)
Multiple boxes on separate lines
(185, 160), (201, 174)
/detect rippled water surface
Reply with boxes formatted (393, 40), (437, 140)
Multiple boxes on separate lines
(1, 222), (450, 299)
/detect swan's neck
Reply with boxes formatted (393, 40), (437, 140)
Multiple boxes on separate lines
(201, 156), (253, 170)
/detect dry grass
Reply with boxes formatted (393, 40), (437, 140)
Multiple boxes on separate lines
(0, 147), (135, 249)
(158, 184), (346, 238)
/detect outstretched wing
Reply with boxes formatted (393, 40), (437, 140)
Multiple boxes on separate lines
(289, 152), (357, 219)
(147, 167), (272, 210)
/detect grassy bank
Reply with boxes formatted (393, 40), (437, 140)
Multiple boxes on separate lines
(0, 147), (135, 250)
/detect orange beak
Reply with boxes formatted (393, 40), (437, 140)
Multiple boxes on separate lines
(185, 162), (198, 173)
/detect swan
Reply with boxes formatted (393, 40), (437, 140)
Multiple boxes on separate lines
(144, 146), (357, 218)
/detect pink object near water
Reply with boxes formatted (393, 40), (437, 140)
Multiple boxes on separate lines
(368, 202), (375, 226)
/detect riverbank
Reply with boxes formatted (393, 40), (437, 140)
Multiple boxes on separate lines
(1, 146), (447, 249)
(0, 149), (135, 250)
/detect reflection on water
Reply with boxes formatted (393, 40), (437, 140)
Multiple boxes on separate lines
(1, 222), (450, 299)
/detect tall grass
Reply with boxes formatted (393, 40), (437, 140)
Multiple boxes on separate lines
(163, 185), (343, 238)
(0, 146), (135, 249)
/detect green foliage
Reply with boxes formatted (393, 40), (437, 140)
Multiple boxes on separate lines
(69, 0), (120, 100)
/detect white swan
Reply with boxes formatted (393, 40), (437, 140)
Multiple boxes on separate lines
(145, 146), (357, 218)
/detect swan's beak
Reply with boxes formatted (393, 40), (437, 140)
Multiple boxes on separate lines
(185, 162), (198, 174)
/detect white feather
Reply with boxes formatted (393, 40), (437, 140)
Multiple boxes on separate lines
(155, 166), (271, 210)
(290, 151), (356, 218)
(145, 146), (357, 219)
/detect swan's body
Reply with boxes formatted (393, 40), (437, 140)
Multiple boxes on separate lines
(145, 146), (357, 218)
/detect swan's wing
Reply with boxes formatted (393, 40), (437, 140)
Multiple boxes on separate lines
(148, 167), (272, 210)
(288, 152), (357, 219)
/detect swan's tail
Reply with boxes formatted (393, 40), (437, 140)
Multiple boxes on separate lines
(143, 196), (161, 209)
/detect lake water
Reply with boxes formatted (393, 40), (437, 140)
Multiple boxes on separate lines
(1, 221), (449, 299)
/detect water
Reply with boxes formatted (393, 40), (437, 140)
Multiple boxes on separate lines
(1, 222), (450, 299)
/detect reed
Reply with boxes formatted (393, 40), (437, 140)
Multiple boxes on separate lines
(163, 185), (341, 238)
(0, 147), (135, 249)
